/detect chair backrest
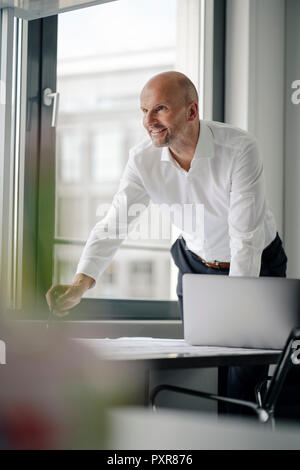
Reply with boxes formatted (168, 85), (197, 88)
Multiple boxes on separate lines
(262, 328), (300, 415)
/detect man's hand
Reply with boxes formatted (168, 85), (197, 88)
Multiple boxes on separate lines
(45, 274), (95, 317)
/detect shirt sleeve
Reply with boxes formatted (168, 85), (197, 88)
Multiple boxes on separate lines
(228, 138), (266, 277)
(76, 155), (150, 282)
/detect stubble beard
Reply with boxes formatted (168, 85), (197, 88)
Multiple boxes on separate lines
(150, 130), (172, 148)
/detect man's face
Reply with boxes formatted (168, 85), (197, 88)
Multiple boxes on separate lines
(140, 81), (188, 148)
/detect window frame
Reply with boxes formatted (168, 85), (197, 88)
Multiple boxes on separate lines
(21, 15), (57, 315)
(8, 0), (227, 321)
(0, 8), (15, 313)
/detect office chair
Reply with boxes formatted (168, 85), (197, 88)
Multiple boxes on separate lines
(150, 328), (300, 427)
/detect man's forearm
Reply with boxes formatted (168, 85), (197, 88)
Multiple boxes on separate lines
(73, 273), (96, 292)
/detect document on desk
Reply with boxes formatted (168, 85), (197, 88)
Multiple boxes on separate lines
(75, 337), (281, 361)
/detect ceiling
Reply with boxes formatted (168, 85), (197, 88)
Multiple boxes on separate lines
(0, 0), (116, 19)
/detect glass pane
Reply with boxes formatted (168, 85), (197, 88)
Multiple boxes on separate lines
(54, 244), (172, 300)
(56, 0), (177, 300)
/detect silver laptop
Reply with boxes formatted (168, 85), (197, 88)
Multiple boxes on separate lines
(182, 274), (300, 349)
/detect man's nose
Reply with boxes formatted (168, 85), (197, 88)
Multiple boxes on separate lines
(145, 110), (157, 127)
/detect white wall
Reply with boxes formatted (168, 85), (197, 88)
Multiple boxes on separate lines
(225, 0), (251, 131)
(284, 0), (300, 278)
(225, 0), (286, 237)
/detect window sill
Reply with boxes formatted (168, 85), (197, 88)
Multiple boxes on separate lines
(11, 319), (184, 339)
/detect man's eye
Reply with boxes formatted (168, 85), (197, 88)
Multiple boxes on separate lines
(156, 106), (165, 111)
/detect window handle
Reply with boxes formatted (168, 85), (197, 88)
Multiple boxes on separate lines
(43, 88), (60, 127)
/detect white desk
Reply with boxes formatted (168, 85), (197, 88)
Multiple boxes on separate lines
(75, 337), (281, 368)
(75, 337), (281, 410)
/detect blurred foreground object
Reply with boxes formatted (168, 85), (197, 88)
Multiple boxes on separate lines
(0, 324), (141, 449)
(108, 407), (300, 450)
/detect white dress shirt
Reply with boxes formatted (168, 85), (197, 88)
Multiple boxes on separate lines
(76, 120), (277, 281)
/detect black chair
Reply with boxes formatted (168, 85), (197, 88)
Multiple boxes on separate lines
(150, 328), (300, 427)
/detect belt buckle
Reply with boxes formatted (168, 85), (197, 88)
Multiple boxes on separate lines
(203, 259), (211, 268)
(214, 260), (220, 269)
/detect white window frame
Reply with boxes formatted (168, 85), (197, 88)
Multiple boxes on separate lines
(0, 8), (15, 310)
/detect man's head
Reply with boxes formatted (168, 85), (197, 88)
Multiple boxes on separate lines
(140, 71), (199, 148)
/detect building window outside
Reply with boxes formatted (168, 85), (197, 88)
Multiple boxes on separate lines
(129, 261), (153, 298)
(91, 130), (124, 183)
(58, 133), (83, 184)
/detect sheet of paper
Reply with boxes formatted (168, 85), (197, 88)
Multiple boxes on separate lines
(74, 337), (281, 360)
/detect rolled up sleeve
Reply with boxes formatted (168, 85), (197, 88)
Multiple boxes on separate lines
(228, 139), (266, 277)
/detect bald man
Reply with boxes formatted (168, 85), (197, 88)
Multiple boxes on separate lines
(46, 71), (287, 415)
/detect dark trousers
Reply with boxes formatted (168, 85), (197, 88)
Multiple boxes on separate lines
(170, 233), (288, 416)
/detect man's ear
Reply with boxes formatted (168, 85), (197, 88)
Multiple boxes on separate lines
(187, 102), (199, 122)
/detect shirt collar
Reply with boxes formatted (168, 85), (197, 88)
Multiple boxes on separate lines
(160, 120), (215, 163)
